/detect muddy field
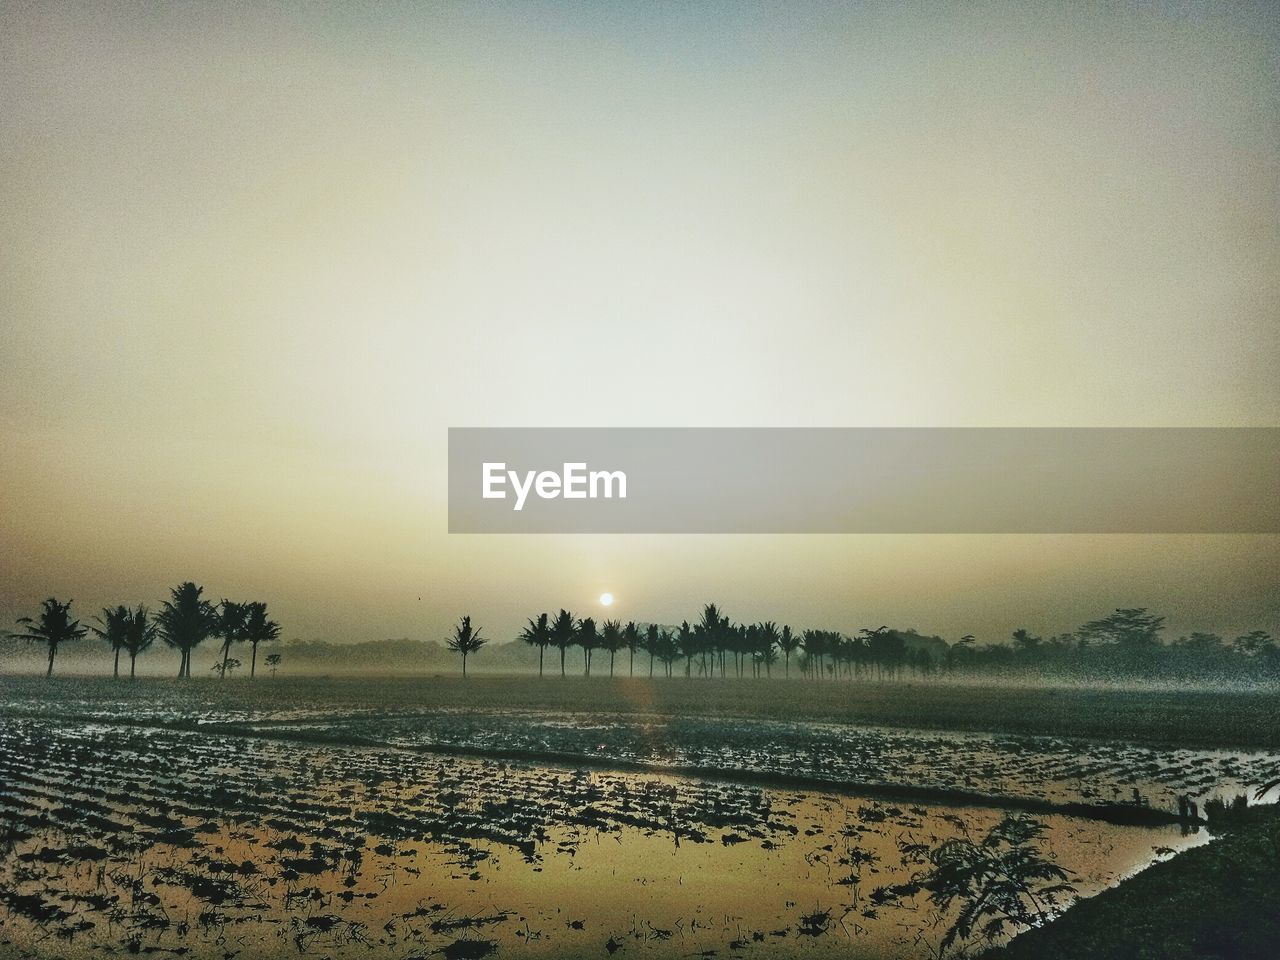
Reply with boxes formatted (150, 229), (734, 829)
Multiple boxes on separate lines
(0, 679), (1275, 959)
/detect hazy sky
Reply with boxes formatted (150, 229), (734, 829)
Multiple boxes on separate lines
(3, 1), (1278, 645)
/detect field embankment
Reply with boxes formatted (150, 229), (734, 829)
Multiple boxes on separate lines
(989, 805), (1280, 960)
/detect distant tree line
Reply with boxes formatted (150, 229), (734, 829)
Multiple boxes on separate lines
(501, 604), (1276, 684)
(9, 583), (280, 679)
(10, 594), (1276, 685)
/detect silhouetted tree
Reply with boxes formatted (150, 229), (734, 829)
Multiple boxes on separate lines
(157, 582), (219, 678)
(217, 600), (248, 680)
(1177, 631), (1223, 651)
(446, 615), (486, 677)
(91, 604), (131, 679)
(778, 625), (800, 678)
(644, 623), (660, 677)
(697, 604), (722, 678)
(243, 601), (280, 678)
(577, 617), (598, 676)
(549, 609), (577, 678)
(623, 621), (641, 676)
(211, 657), (241, 677)
(519, 612), (552, 677)
(265, 652), (282, 678)
(119, 605), (158, 679)
(15, 598), (87, 678)
(1234, 630), (1275, 657)
(91, 604), (159, 680)
(657, 628), (679, 677)
(1011, 628), (1041, 653)
(1077, 608), (1164, 647)
(600, 620), (623, 676)
(676, 621), (696, 677)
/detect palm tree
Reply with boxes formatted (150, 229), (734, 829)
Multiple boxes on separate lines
(447, 615), (486, 676)
(778, 625), (800, 678)
(801, 629), (825, 680)
(657, 628), (679, 677)
(119, 605), (158, 679)
(15, 598), (87, 677)
(677, 620), (696, 677)
(519, 613), (552, 677)
(623, 621), (642, 677)
(217, 600), (248, 680)
(600, 620), (623, 676)
(156, 582), (219, 678)
(644, 623), (660, 677)
(756, 621), (780, 677)
(698, 604), (722, 678)
(243, 601), (280, 678)
(578, 617), (598, 676)
(550, 609), (577, 678)
(91, 605), (131, 679)
(265, 652), (282, 678)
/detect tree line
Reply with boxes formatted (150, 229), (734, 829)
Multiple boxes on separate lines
(12, 594), (1276, 684)
(9, 582), (280, 679)
(473, 604), (1276, 683)
(502, 603), (977, 680)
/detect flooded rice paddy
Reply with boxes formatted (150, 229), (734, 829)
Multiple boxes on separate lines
(4, 695), (1271, 960)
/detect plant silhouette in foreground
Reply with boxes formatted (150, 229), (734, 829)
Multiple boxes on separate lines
(15, 598), (87, 677)
(921, 814), (1075, 956)
(447, 616), (486, 677)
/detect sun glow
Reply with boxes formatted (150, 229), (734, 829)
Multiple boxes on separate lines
(599, 593), (614, 606)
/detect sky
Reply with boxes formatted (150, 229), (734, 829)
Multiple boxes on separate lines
(2, 1), (1278, 646)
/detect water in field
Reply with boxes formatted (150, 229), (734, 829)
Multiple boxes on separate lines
(0, 719), (1208, 960)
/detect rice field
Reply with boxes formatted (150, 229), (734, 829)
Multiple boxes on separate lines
(0, 677), (1274, 959)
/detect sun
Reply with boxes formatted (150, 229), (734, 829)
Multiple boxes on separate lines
(599, 593), (614, 607)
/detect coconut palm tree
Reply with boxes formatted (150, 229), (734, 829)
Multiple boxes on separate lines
(15, 598), (87, 678)
(698, 604), (723, 678)
(550, 609), (577, 678)
(756, 621), (780, 677)
(644, 623), (660, 677)
(91, 604), (131, 679)
(623, 621), (642, 676)
(243, 601), (280, 678)
(446, 615), (486, 677)
(676, 620), (697, 677)
(519, 612), (552, 677)
(657, 628), (679, 677)
(778, 625), (800, 678)
(577, 617), (598, 676)
(119, 605), (158, 679)
(156, 582), (219, 678)
(600, 620), (623, 676)
(217, 600), (248, 680)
